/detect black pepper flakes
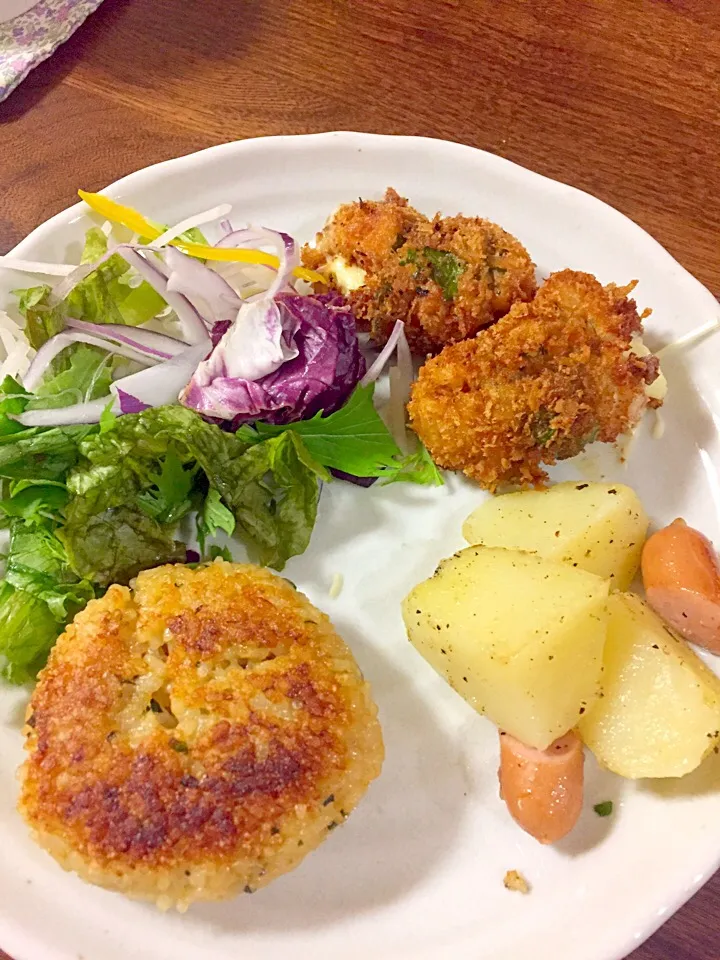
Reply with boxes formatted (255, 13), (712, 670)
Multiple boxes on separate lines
(322, 794), (335, 807)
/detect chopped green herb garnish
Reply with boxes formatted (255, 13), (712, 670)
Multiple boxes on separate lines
(593, 801), (613, 817)
(170, 739), (189, 753)
(423, 247), (466, 300)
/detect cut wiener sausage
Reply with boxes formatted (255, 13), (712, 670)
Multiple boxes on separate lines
(642, 518), (720, 655)
(498, 730), (584, 844)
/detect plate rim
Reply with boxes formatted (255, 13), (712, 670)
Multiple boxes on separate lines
(2, 130), (719, 960)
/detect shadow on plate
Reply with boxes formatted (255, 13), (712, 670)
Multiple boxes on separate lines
(556, 755), (625, 857)
(637, 747), (720, 800)
(191, 622), (468, 932)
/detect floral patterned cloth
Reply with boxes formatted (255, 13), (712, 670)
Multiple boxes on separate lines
(0, 0), (104, 102)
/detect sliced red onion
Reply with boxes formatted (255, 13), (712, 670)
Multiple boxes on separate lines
(360, 320), (405, 386)
(118, 247), (210, 345)
(162, 247), (241, 325)
(16, 341), (209, 427)
(216, 226), (298, 300)
(116, 389), (151, 414)
(22, 331), (160, 393)
(152, 204), (232, 248)
(52, 248), (119, 300)
(108, 341), (210, 409)
(16, 396), (111, 426)
(219, 219), (234, 237)
(64, 317), (187, 360)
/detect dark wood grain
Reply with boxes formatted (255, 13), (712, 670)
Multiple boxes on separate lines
(1, 1), (719, 958)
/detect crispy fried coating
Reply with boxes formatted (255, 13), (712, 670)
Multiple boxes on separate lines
(302, 188), (537, 355)
(19, 561), (383, 909)
(407, 270), (662, 490)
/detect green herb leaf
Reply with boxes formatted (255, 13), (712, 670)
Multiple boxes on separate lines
(251, 384), (403, 478)
(136, 447), (198, 525)
(530, 409), (556, 447)
(593, 801), (614, 817)
(197, 487), (236, 553)
(380, 442), (444, 486)
(208, 545), (233, 562)
(423, 247), (466, 300)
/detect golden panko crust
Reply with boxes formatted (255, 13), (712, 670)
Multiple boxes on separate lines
(19, 561), (384, 909)
(408, 270), (661, 491)
(302, 188), (537, 355)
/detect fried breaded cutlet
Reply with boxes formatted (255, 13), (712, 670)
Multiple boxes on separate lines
(407, 270), (663, 490)
(302, 188), (537, 355)
(19, 561), (383, 910)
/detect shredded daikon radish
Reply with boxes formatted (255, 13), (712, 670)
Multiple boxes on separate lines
(387, 324), (414, 453)
(328, 573), (344, 599)
(0, 256), (75, 277)
(657, 316), (720, 359)
(153, 204), (233, 249)
(0, 311), (31, 379)
(652, 409), (665, 440)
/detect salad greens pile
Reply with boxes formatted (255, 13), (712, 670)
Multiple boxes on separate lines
(0, 211), (442, 685)
(0, 376), (437, 683)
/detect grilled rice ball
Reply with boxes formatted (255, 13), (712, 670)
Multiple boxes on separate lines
(407, 270), (663, 490)
(18, 561), (384, 910)
(302, 188), (537, 355)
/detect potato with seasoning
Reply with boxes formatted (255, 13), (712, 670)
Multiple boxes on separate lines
(463, 481), (648, 590)
(402, 546), (609, 749)
(579, 593), (720, 778)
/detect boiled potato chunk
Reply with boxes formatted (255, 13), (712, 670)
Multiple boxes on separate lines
(402, 546), (609, 749)
(579, 593), (720, 778)
(462, 481), (648, 590)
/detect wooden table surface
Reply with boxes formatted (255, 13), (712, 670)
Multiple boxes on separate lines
(1, 1), (719, 958)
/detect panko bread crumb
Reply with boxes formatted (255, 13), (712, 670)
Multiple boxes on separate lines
(19, 561), (384, 909)
(302, 188), (537, 355)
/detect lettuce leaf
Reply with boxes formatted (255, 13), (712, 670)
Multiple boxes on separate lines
(0, 513), (95, 683)
(73, 405), (321, 570)
(60, 502), (186, 586)
(12, 285), (65, 350)
(0, 582), (61, 684)
(29, 343), (117, 411)
(12, 226), (167, 358)
(0, 422), (96, 481)
(5, 520), (95, 620)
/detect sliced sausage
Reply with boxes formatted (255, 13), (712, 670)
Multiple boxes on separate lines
(498, 729), (584, 844)
(642, 518), (720, 655)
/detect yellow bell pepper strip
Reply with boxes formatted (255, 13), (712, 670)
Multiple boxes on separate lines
(77, 191), (324, 284)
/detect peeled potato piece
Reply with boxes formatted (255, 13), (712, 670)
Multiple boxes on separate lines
(463, 481), (648, 590)
(402, 546), (609, 749)
(579, 593), (720, 778)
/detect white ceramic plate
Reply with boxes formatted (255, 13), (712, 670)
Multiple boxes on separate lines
(1, 133), (719, 960)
